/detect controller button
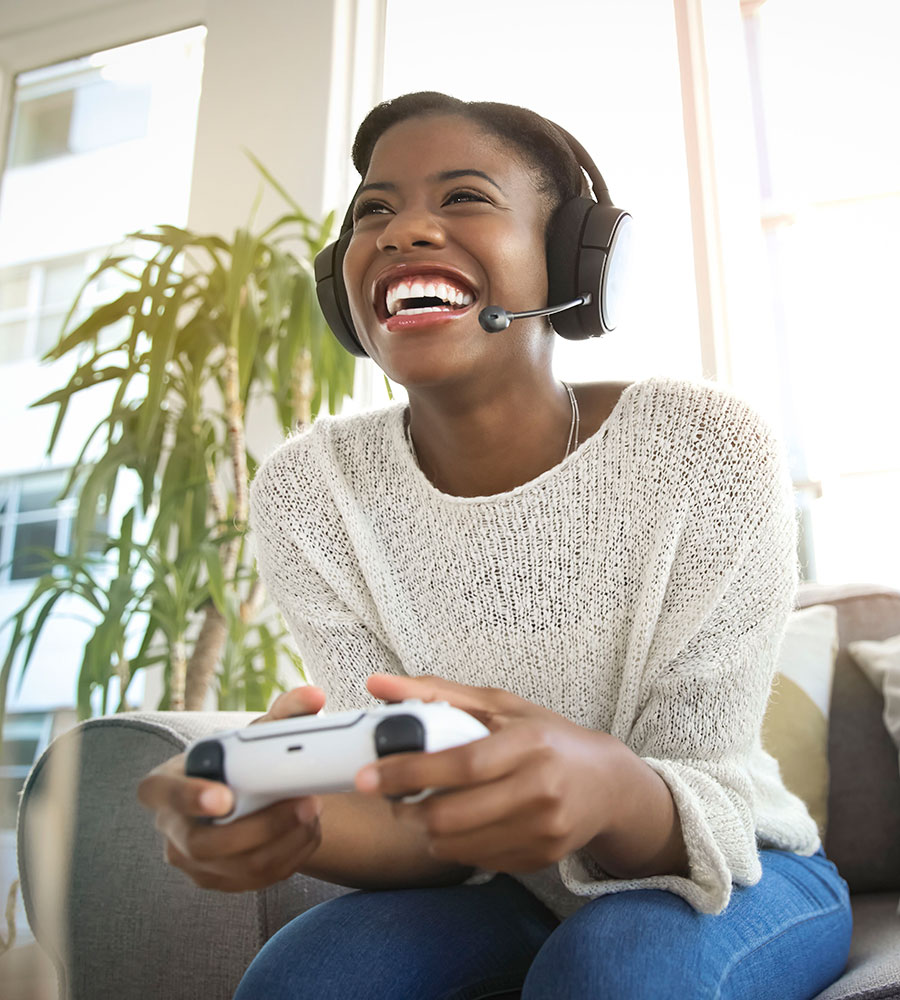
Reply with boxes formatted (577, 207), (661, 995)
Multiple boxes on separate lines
(375, 715), (426, 756)
(185, 740), (226, 782)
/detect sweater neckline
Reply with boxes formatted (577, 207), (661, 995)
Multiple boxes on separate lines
(389, 380), (641, 505)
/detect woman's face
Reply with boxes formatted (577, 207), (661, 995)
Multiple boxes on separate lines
(342, 113), (551, 389)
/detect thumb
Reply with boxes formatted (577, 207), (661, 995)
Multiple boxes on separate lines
(255, 685), (326, 724)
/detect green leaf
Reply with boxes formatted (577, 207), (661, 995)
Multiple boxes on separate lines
(237, 274), (263, 396)
(243, 149), (311, 223)
(138, 282), (184, 447)
(203, 546), (228, 615)
(71, 443), (131, 556)
(42, 291), (142, 362)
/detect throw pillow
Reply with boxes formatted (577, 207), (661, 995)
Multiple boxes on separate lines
(762, 604), (840, 836)
(848, 632), (900, 915)
(848, 633), (900, 773)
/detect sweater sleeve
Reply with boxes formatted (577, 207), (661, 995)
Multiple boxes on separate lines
(559, 386), (810, 914)
(249, 437), (405, 713)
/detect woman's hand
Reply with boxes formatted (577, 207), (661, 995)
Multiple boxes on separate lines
(355, 674), (629, 874)
(137, 686), (327, 892)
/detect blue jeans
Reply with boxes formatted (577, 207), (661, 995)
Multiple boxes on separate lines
(233, 847), (851, 999)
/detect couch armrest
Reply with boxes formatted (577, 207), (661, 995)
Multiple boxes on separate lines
(16, 712), (350, 1000)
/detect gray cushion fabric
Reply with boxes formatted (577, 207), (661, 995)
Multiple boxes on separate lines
(797, 585), (900, 892)
(815, 894), (900, 1000)
(17, 713), (348, 1000)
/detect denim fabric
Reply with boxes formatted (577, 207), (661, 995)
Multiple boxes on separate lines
(233, 847), (851, 1000)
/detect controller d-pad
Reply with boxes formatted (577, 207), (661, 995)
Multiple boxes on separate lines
(374, 715), (426, 757)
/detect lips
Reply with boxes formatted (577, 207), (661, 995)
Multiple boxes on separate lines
(372, 263), (478, 324)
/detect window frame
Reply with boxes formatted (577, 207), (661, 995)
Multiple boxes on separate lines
(0, 471), (81, 584)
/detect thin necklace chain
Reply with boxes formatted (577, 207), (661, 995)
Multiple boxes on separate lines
(405, 381), (579, 472)
(561, 380), (580, 460)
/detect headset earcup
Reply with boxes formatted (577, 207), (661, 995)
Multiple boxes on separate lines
(314, 232), (369, 357)
(546, 198), (632, 339)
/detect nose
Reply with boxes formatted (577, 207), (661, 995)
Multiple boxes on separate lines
(375, 205), (445, 253)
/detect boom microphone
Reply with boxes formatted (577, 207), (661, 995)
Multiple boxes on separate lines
(478, 294), (592, 333)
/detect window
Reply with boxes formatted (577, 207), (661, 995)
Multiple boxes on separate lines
(8, 70), (152, 168)
(0, 471), (108, 583)
(0, 26), (206, 365)
(743, 0), (900, 588)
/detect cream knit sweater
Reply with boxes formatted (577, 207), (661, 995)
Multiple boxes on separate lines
(249, 376), (820, 917)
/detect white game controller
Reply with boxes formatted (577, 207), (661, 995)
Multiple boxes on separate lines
(184, 699), (490, 823)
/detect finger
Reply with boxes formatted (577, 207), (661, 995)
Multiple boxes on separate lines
(391, 776), (518, 838)
(418, 785), (570, 872)
(165, 804), (322, 891)
(428, 810), (570, 873)
(165, 840), (258, 893)
(229, 810), (323, 889)
(356, 722), (532, 800)
(137, 754), (185, 808)
(138, 755), (235, 819)
(182, 796), (320, 863)
(255, 685), (326, 724)
(398, 757), (574, 848)
(365, 673), (522, 730)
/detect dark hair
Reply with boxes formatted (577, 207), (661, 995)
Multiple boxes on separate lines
(351, 91), (589, 218)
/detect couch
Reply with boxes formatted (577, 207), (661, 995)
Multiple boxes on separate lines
(16, 582), (900, 999)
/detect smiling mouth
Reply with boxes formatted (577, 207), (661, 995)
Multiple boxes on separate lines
(376, 273), (476, 323)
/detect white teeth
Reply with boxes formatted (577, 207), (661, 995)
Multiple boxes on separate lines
(383, 274), (475, 316)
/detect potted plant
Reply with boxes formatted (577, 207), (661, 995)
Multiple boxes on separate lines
(0, 157), (356, 736)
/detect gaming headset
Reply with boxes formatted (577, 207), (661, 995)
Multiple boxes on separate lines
(313, 117), (632, 358)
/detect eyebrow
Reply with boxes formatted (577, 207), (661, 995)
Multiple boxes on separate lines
(356, 169), (505, 199)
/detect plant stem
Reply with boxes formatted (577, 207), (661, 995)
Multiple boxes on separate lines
(222, 343), (248, 578)
(240, 577), (265, 624)
(292, 349), (313, 429)
(170, 638), (187, 711)
(183, 333), (249, 708)
(185, 603), (228, 710)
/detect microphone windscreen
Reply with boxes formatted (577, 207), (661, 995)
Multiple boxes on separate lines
(478, 307), (510, 332)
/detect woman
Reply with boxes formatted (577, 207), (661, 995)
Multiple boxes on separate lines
(139, 92), (852, 999)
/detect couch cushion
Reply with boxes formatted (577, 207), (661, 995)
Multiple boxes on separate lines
(813, 892), (900, 1000)
(797, 585), (900, 894)
(762, 604), (839, 835)
(849, 633), (900, 776)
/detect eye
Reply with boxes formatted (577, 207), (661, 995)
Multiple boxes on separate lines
(443, 189), (490, 206)
(353, 199), (392, 221)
